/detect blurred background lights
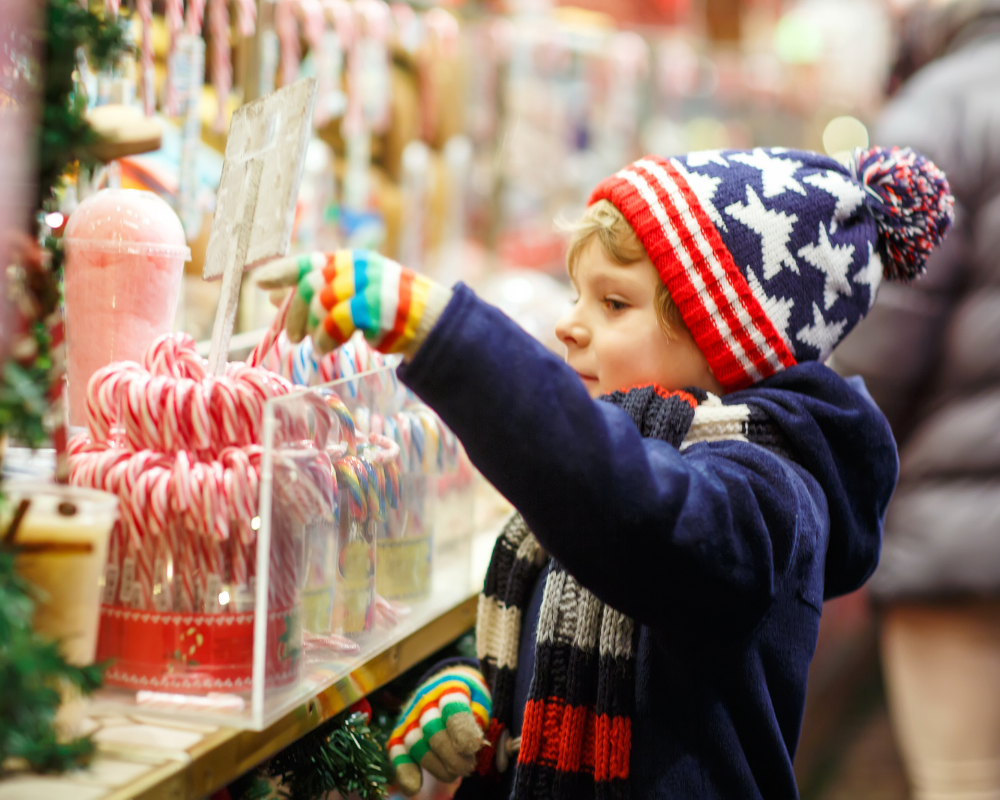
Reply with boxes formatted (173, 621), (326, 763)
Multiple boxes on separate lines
(774, 10), (824, 64)
(822, 116), (870, 158)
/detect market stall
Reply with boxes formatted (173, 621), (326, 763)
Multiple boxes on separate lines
(0, 0), (903, 797)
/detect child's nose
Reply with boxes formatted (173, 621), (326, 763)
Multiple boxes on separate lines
(555, 309), (590, 349)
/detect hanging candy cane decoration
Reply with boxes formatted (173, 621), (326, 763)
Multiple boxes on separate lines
(295, 0), (329, 126)
(234, 0), (256, 37)
(354, 0), (392, 133)
(105, 0), (120, 19)
(324, 0), (354, 49)
(419, 7), (460, 143)
(389, 2), (417, 53)
(208, 0), (231, 132)
(275, 0), (301, 89)
(165, 0), (185, 116)
(138, 0), (155, 116)
(185, 0), (206, 34)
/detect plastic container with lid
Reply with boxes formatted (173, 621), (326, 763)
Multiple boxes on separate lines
(3, 481), (119, 665)
(63, 189), (191, 426)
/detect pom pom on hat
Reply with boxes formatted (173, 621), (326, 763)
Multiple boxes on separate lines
(849, 145), (955, 282)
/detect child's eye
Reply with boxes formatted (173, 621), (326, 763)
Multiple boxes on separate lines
(604, 297), (629, 312)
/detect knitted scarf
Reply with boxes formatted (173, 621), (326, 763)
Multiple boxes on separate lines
(475, 385), (793, 800)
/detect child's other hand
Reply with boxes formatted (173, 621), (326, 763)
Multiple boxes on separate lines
(254, 249), (443, 356)
(387, 664), (492, 796)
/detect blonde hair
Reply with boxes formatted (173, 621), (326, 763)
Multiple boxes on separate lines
(562, 199), (685, 339)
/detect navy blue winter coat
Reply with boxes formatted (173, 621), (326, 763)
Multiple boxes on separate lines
(398, 284), (898, 799)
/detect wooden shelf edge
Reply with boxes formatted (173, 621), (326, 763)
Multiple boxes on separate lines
(104, 594), (478, 800)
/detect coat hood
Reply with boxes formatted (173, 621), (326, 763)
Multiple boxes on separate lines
(727, 361), (898, 599)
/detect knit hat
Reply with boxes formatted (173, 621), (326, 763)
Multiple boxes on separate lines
(588, 146), (954, 392)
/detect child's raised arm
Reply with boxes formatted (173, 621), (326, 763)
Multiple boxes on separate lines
(398, 285), (882, 645)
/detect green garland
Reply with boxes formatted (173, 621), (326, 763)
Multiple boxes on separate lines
(228, 634), (478, 800)
(1, 1), (129, 449)
(0, 0), (130, 775)
(36, 0), (131, 213)
(267, 709), (392, 800)
(0, 546), (105, 775)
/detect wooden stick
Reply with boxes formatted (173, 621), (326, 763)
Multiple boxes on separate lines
(207, 157), (265, 375)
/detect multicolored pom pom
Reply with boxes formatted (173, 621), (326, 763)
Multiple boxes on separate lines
(850, 145), (955, 282)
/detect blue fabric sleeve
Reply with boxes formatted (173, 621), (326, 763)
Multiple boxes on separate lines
(398, 285), (829, 643)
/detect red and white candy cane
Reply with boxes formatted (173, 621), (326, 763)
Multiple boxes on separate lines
(419, 8), (459, 142)
(295, 0), (328, 126)
(165, 0), (185, 115)
(138, 0), (155, 116)
(209, 0), (231, 132)
(234, 0), (256, 37)
(185, 0), (206, 35)
(275, 0), (301, 89)
(105, 0), (120, 19)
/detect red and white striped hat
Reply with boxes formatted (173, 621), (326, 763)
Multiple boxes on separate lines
(588, 148), (953, 392)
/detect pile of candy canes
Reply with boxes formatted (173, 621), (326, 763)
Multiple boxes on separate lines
(68, 331), (337, 616)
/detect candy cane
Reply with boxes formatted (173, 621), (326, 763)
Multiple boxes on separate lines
(296, 0), (328, 126)
(165, 0), (185, 115)
(209, 0), (231, 132)
(275, 0), (301, 88)
(138, 0), (155, 116)
(234, 0), (256, 37)
(185, 0), (206, 35)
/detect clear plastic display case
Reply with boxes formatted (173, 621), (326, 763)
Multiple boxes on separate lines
(88, 365), (477, 729)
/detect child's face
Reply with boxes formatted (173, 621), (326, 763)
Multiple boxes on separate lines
(556, 241), (723, 399)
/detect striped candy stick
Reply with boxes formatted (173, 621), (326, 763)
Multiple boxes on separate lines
(165, 0), (184, 115)
(274, 0), (301, 88)
(185, 0), (206, 35)
(208, 0), (231, 132)
(138, 0), (155, 116)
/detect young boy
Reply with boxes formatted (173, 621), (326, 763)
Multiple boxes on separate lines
(258, 146), (953, 798)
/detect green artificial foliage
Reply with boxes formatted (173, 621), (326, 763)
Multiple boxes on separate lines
(268, 711), (392, 800)
(0, 1), (129, 450)
(0, 547), (105, 774)
(228, 769), (287, 800)
(0, 0), (130, 775)
(35, 0), (131, 212)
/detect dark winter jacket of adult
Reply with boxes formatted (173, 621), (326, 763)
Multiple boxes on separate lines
(399, 284), (897, 798)
(834, 13), (1000, 598)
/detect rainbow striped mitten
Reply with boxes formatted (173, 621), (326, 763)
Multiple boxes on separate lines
(255, 249), (450, 356)
(387, 663), (491, 796)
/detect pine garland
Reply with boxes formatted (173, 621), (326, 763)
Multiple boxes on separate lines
(0, 0), (130, 775)
(267, 709), (392, 800)
(1, 1), (129, 449)
(36, 0), (131, 212)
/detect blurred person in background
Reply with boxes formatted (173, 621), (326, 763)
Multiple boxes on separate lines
(834, 1), (1000, 797)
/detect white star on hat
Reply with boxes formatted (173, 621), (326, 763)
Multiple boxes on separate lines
(803, 171), (865, 232)
(671, 158), (727, 232)
(725, 186), (799, 279)
(798, 222), (856, 310)
(685, 150), (730, 169)
(854, 242), (883, 308)
(796, 302), (848, 361)
(746, 267), (795, 348)
(730, 149), (807, 198)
